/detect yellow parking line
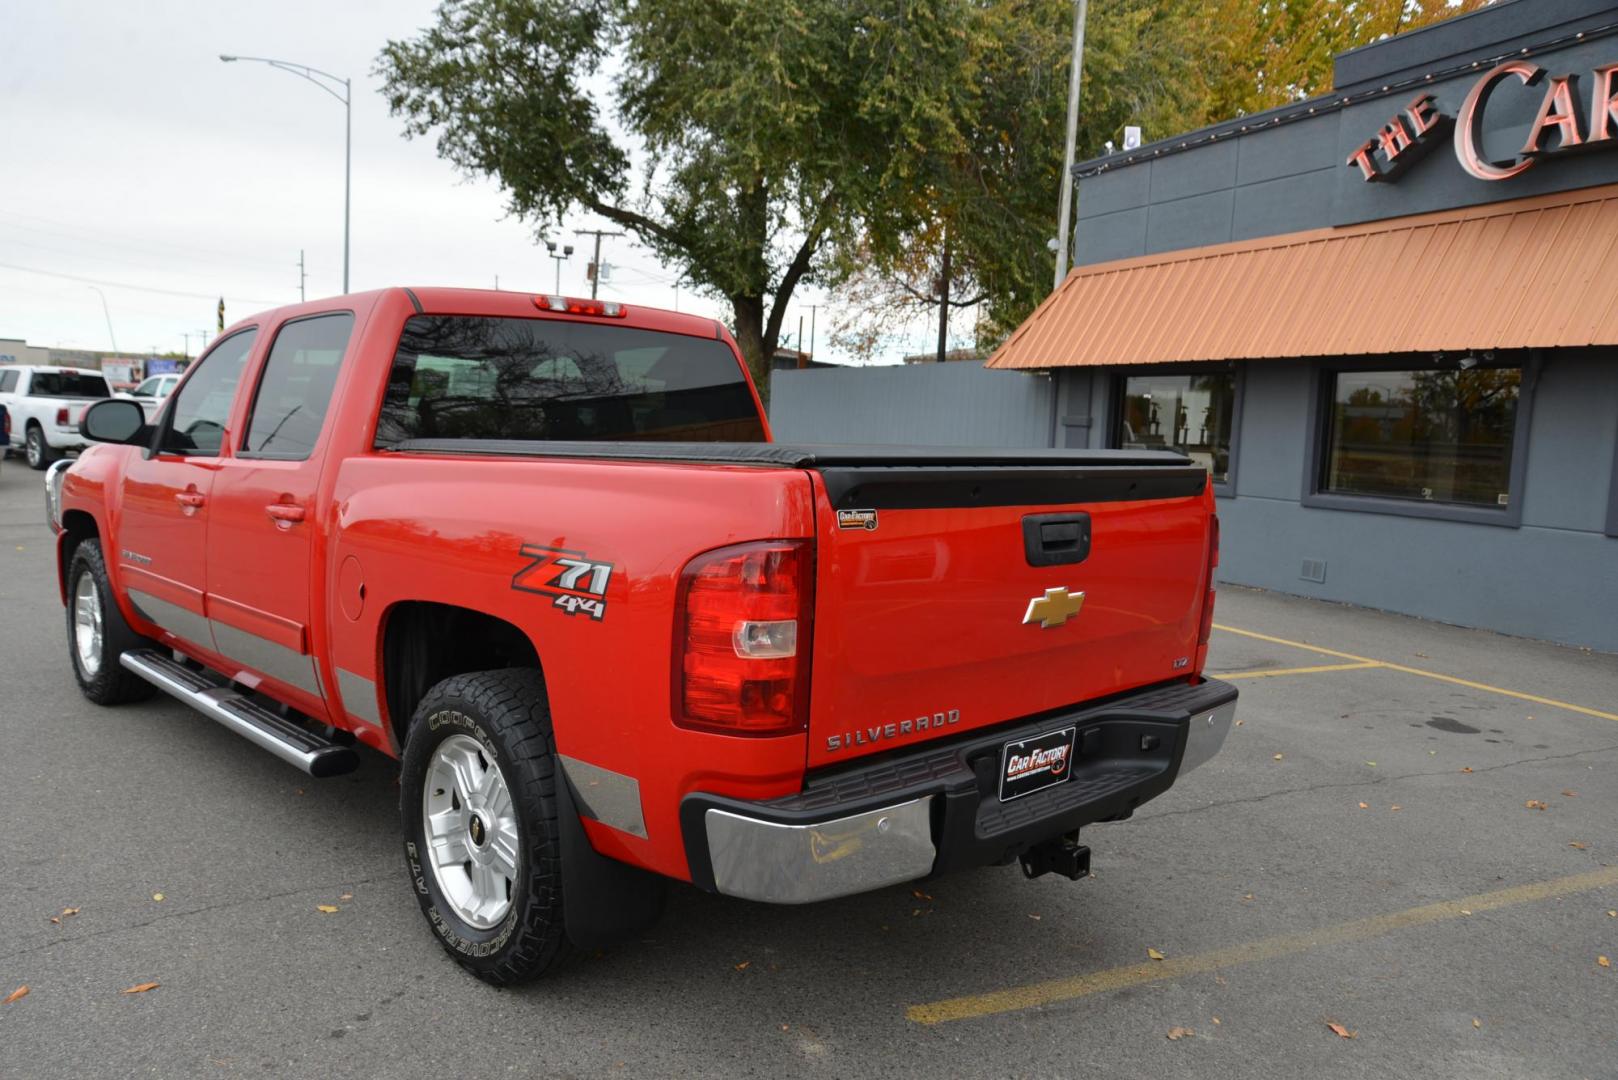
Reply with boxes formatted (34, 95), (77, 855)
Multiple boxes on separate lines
(906, 864), (1618, 1025)
(1213, 623), (1618, 724)
(1219, 661), (1383, 680)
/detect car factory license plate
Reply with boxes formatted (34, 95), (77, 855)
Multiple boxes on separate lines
(999, 726), (1077, 802)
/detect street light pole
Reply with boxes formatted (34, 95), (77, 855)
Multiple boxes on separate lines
(87, 286), (119, 356)
(221, 54), (352, 293)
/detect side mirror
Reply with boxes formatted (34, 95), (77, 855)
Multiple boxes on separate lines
(80, 399), (148, 444)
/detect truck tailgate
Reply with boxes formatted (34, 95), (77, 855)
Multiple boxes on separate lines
(805, 455), (1211, 769)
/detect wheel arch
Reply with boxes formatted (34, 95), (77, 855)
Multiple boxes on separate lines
(57, 508), (100, 603)
(378, 600), (545, 750)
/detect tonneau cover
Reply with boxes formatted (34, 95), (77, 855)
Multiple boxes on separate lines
(386, 439), (1192, 469)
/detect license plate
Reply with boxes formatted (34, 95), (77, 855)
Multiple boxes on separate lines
(999, 726), (1077, 802)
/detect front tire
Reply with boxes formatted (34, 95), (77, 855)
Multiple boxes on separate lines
(66, 539), (157, 704)
(26, 424), (57, 470)
(400, 669), (573, 984)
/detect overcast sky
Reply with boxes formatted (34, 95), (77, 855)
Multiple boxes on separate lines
(1, 0), (913, 362)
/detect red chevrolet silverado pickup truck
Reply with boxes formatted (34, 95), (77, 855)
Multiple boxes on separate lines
(46, 287), (1235, 983)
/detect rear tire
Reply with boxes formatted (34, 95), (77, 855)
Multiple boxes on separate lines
(400, 668), (574, 984)
(26, 424), (57, 470)
(66, 539), (158, 704)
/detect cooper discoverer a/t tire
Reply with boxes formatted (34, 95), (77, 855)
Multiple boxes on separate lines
(66, 538), (158, 705)
(399, 668), (573, 984)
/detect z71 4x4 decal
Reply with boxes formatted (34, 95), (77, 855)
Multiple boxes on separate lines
(512, 543), (614, 621)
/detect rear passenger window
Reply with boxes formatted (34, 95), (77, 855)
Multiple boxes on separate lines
(162, 329), (258, 455)
(242, 313), (354, 460)
(0, 371), (16, 393)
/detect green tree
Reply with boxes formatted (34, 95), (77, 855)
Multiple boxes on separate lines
(378, 0), (991, 386)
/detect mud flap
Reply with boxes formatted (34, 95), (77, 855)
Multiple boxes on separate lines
(558, 772), (667, 949)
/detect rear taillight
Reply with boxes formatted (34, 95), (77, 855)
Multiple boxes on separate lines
(674, 540), (814, 737)
(56, 407), (70, 426)
(1197, 515), (1220, 646)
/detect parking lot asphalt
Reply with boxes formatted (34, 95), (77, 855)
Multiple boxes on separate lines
(1, 459), (1615, 1080)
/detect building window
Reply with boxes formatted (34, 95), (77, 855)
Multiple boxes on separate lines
(1116, 371), (1235, 483)
(1322, 366), (1520, 507)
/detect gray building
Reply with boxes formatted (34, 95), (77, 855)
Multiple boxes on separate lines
(775, 0), (1618, 653)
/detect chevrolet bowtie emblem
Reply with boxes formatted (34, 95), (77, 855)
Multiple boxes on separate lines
(1023, 587), (1085, 629)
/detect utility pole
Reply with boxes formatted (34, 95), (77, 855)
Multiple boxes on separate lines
(182, 332), (191, 360)
(1054, 0), (1090, 289)
(575, 228), (624, 299)
(298, 249), (307, 302)
(797, 315), (804, 366)
(936, 233), (951, 362)
(808, 304), (817, 363)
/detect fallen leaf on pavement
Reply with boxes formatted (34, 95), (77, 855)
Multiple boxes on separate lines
(1608, 911), (1616, 918)
(316, 905), (340, 914)
(1166, 1026), (1193, 1040)
(1234, 719), (1243, 726)
(152, 893), (164, 902)
(1525, 800), (1548, 811)
(48, 916), (59, 925)
(1147, 948), (1166, 961)
(1461, 909), (1472, 916)
(1472, 1018), (1481, 1029)
(1570, 842), (1588, 850)
(1561, 790), (1577, 797)
(1358, 802), (1369, 809)
(1241, 893), (1254, 902)
(61, 908), (79, 918)
(1028, 914), (1041, 920)
(1326, 1021), (1357, 1039)
(3, 986), (27, 1005)
(1461, 767), (1473, 773)
(121, 982), (160, 994)
(1599, 956), (1611, 969)
(1365, 761), (1377, 767)
(1414, 652), (1429, 658)
(1272, 753), (1283, 761)
(1212, 1017), (1221, 1025)
(911, 889), (932, 901)
(339, 893), (353, 901)
(1390, 805), (1402, 812)
(734, 961), (751, 971)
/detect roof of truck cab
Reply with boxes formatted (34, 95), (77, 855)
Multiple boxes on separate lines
(403, 287), (725, 341)
(215, 287), (728, 346)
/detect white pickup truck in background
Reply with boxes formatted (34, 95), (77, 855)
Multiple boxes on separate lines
(114, 372), (181, 421)
(0, 365), (113, 469)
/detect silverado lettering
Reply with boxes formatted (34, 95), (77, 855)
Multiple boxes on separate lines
(48, 286), (1235, 985)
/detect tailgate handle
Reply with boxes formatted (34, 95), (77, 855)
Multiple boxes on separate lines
(1022, 512), (1091, 567)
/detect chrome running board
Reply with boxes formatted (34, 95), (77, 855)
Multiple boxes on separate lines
(121, 649), (358, 778)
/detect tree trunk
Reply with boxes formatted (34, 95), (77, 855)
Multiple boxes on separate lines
(730, 294), (772, 402)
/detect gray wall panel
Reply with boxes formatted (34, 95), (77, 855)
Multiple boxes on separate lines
(1148, 138), (1238, 203)
(1232, 170), (1337, 241)
(768, 362), (1052, 447)
(1229, 362), (1311, 500)
(1075, 166), (1151, 219)
(1074, 206), (1149, 266)
(1236, 117), (1341, 185)
(1518, 349), (1618, 533)
(1145, 189), (1236, 255)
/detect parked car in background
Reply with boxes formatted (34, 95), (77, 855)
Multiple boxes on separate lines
(0, 365), (112, 468)
(0, 403), (8, 476)
(116, 373), (181, 420)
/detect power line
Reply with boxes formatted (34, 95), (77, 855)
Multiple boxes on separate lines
(0, 261), (287, 307)
(0, 209), (291, 272)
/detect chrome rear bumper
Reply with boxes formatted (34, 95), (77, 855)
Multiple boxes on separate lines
(703, 798), (936, 905)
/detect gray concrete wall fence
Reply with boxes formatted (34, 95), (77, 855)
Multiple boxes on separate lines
(768, 361), (1053, 446)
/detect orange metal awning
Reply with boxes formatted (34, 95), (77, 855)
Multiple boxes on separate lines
(987, 182), (1618, 370)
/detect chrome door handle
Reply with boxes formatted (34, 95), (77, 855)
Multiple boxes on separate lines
(174, 491), (205, 508)
(265, 504), (306, 524)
